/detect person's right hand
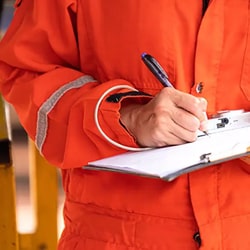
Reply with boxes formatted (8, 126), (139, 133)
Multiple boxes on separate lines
(120, 87), (208, 147)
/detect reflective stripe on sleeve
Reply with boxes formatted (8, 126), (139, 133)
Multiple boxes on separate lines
(35, 75), (96, 153)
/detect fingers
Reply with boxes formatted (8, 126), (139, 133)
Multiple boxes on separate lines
(135, 102), (202, 147)
(119, 88), (209, 148)
(148, 88), (208, 144)
(136, 114), (192, 147)
(172, 108), (200, 132)
(162, 88), (208, 124)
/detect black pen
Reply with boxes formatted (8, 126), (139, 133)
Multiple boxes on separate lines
(141, 52), (209, 136)
(141, 52), (174, 88)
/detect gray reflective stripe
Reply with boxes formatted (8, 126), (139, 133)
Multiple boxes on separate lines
(35, 75), (96, 153)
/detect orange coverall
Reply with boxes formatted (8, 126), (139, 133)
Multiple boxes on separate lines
(0, 0), (250, 249)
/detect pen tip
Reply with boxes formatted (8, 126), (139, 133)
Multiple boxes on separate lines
(204, 131), (209, 136)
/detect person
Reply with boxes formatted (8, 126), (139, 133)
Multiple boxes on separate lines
(0, 0), (249, 249)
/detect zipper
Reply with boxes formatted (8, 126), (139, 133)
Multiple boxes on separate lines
(202, 0), (210, 15)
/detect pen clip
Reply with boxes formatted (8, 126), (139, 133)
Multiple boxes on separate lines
(200, 153), (211, 163)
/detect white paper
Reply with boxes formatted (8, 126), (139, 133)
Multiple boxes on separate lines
(87, 126), (250, 178)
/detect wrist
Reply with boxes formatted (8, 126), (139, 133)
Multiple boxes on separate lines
(119, 102), (143, 137)
(95, 84), (152, 151)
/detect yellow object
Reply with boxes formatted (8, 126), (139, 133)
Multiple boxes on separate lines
(0, 95), (18, 250)
(19, 140), (58, 250)
(0, 95), (59, 250)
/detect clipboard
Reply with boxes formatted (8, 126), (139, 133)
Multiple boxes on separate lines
(86, 112), (250, 181)
(164, 149), (250, 181)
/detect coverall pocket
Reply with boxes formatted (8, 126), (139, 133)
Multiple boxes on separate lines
(241, 53), (250, 101)
(240, 9), (250, 101)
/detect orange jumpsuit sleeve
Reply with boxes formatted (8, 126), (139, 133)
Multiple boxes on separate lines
(0, 0), (151, 168)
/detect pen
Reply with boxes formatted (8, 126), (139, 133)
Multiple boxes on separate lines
(141, 52), (208, 136)
(141, 52), (174, 88)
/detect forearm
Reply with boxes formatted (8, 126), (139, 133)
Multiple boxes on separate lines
(0, 61), (144, 167)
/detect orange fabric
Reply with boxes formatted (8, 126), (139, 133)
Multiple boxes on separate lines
(0, 0), (250, 249)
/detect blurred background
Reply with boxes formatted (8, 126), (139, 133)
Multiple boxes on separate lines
(0, 0), (64, 238)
